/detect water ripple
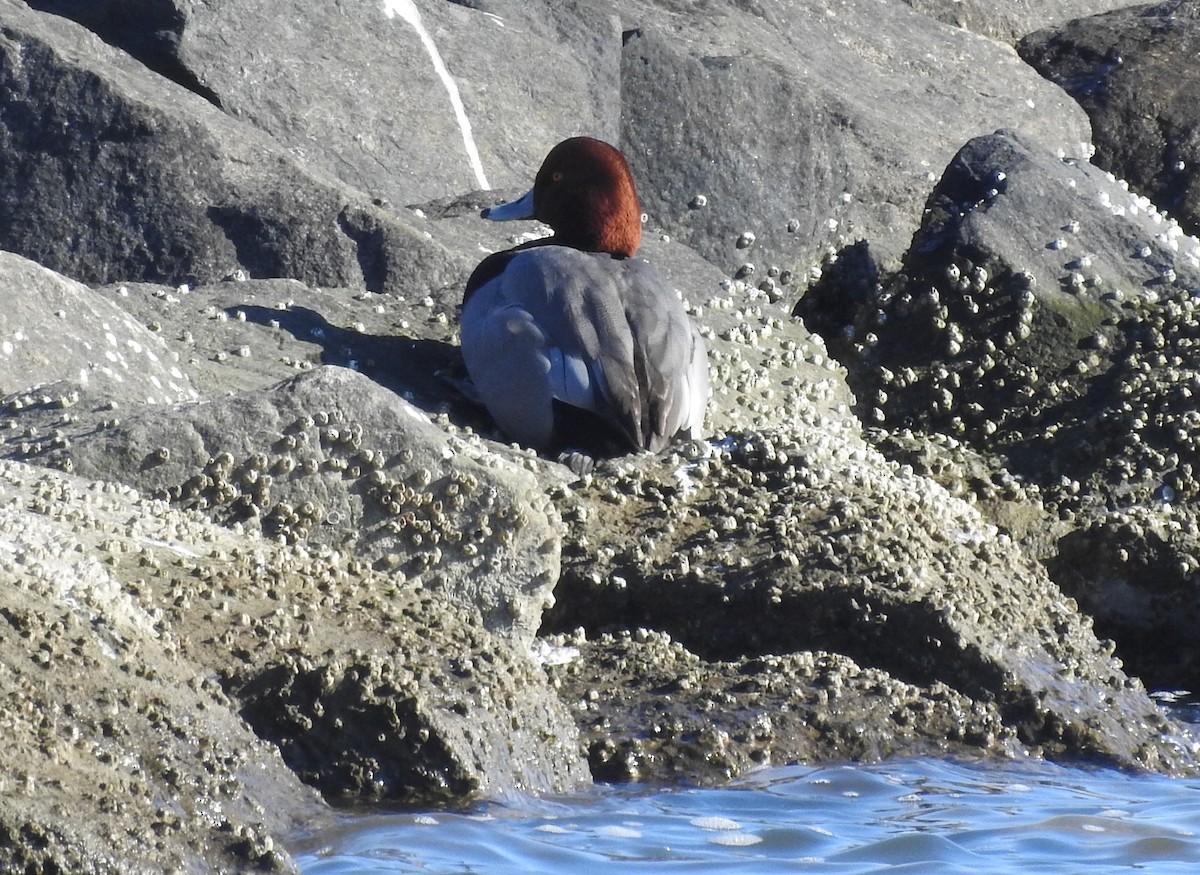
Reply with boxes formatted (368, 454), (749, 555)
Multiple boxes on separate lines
(294, 757), (1200, 874)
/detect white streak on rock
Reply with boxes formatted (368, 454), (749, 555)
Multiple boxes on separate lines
(383, 0), (491, 190)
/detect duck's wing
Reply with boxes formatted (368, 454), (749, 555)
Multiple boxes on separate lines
(517, 249), (647, 447)
(460, 274), (557, 450)
(560, 254), (708, 451)
(617, 259), (709, 451)
(461, 247), (708, 452)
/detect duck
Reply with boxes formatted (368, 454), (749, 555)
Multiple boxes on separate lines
(460, 136), (709, 468)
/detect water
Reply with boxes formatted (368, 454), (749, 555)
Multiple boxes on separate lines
(293, 755), (1200, 873)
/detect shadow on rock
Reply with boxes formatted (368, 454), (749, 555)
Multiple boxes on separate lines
(233, 303), (487, 428)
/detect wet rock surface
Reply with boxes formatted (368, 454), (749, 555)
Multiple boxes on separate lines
(546, 630), (1017, 783)
(3, 0), (1200, 871)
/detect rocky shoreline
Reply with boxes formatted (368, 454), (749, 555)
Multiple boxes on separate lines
(3, 0), (1200, 871)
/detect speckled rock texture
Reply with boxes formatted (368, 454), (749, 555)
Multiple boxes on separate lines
(902, 0), (1144, 42)
(0, 460), (324, 874)
(1019, 0), (1200, 238)
(807, 124), (1200, 694)
(543, 422), (1188, 776)
(806, 126), (1200, 451)
(618, 0), (1092, 279)
(2, 0), (1200, 871)
(0, 456), (586, 871)
(62, 365), (563, 648)
(545, 631), (1020, 783)
(0, 251), (198, 406)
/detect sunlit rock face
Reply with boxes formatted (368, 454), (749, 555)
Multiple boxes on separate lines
(3, 0), (1200, 871)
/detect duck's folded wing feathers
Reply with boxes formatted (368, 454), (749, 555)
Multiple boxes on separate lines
(619, 259), (708, 450)
(460, 287), (558, 450)
(501, 249), (646, 447)
(466, 247), (706, 452)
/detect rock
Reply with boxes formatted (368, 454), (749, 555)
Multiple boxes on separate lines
(1019, 0), (1200, 238)
(196, 528), (588, 805)
(28, 0), (623, 207)
(52, 365), (563, 648)
(3, 0), (1200, 868)
(1, 266), (564, 646)
(0, 259), (588, 869)
(618, 0), (1092, 278)
(547, 631), (1016, 783)
(89, 272), (480, 410)
(1, 0), (1090, 287)
(799, 128), (1200, 694)
(0, 0), (460, 293)
(806, 128), (1200, 488)
(900, 0), (1145, 43)
(542, 423), (1194, 775)
(1047, 509), (1200, 692)
(635, 231), (860, 437)
(0, 460), (326, 873)
(0, 456), (587, 870)
(0, 251), (197, 409)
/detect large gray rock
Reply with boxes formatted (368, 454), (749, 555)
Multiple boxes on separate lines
(801, 128), (1200, 693)
(0, 250), (197, 407)
(543, 422), (1194, 775)
(806, 128), (1200, 471)
(0, 455), (587, 871)
(0, 460), (327, 874)
(0, 0), (460, 294)
(9, 0), (1093, 290)
(618, 0), (1092, 279)
(1019, 0), (1200, 238)
(59, 365), (563, 648)
(901, 0), (1146, 42)
(29, 0), (624, 207)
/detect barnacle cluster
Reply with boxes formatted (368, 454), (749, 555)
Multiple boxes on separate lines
(849, 259), (1066, 443)
(545, 630), (1014, 784)
(543, 391), (1183, 769)
(833, 151), (1200, 515)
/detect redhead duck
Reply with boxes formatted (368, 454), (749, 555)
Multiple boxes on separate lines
(461, 137), (709, 465)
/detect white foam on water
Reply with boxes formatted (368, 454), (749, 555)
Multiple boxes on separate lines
(708, 832), (763, 847)
(689, 815), (741, 831)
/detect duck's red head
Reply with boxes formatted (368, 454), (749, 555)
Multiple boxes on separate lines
(483, 137), (642, 258)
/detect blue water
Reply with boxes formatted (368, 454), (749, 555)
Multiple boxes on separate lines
(293, 755), (1200, 873)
